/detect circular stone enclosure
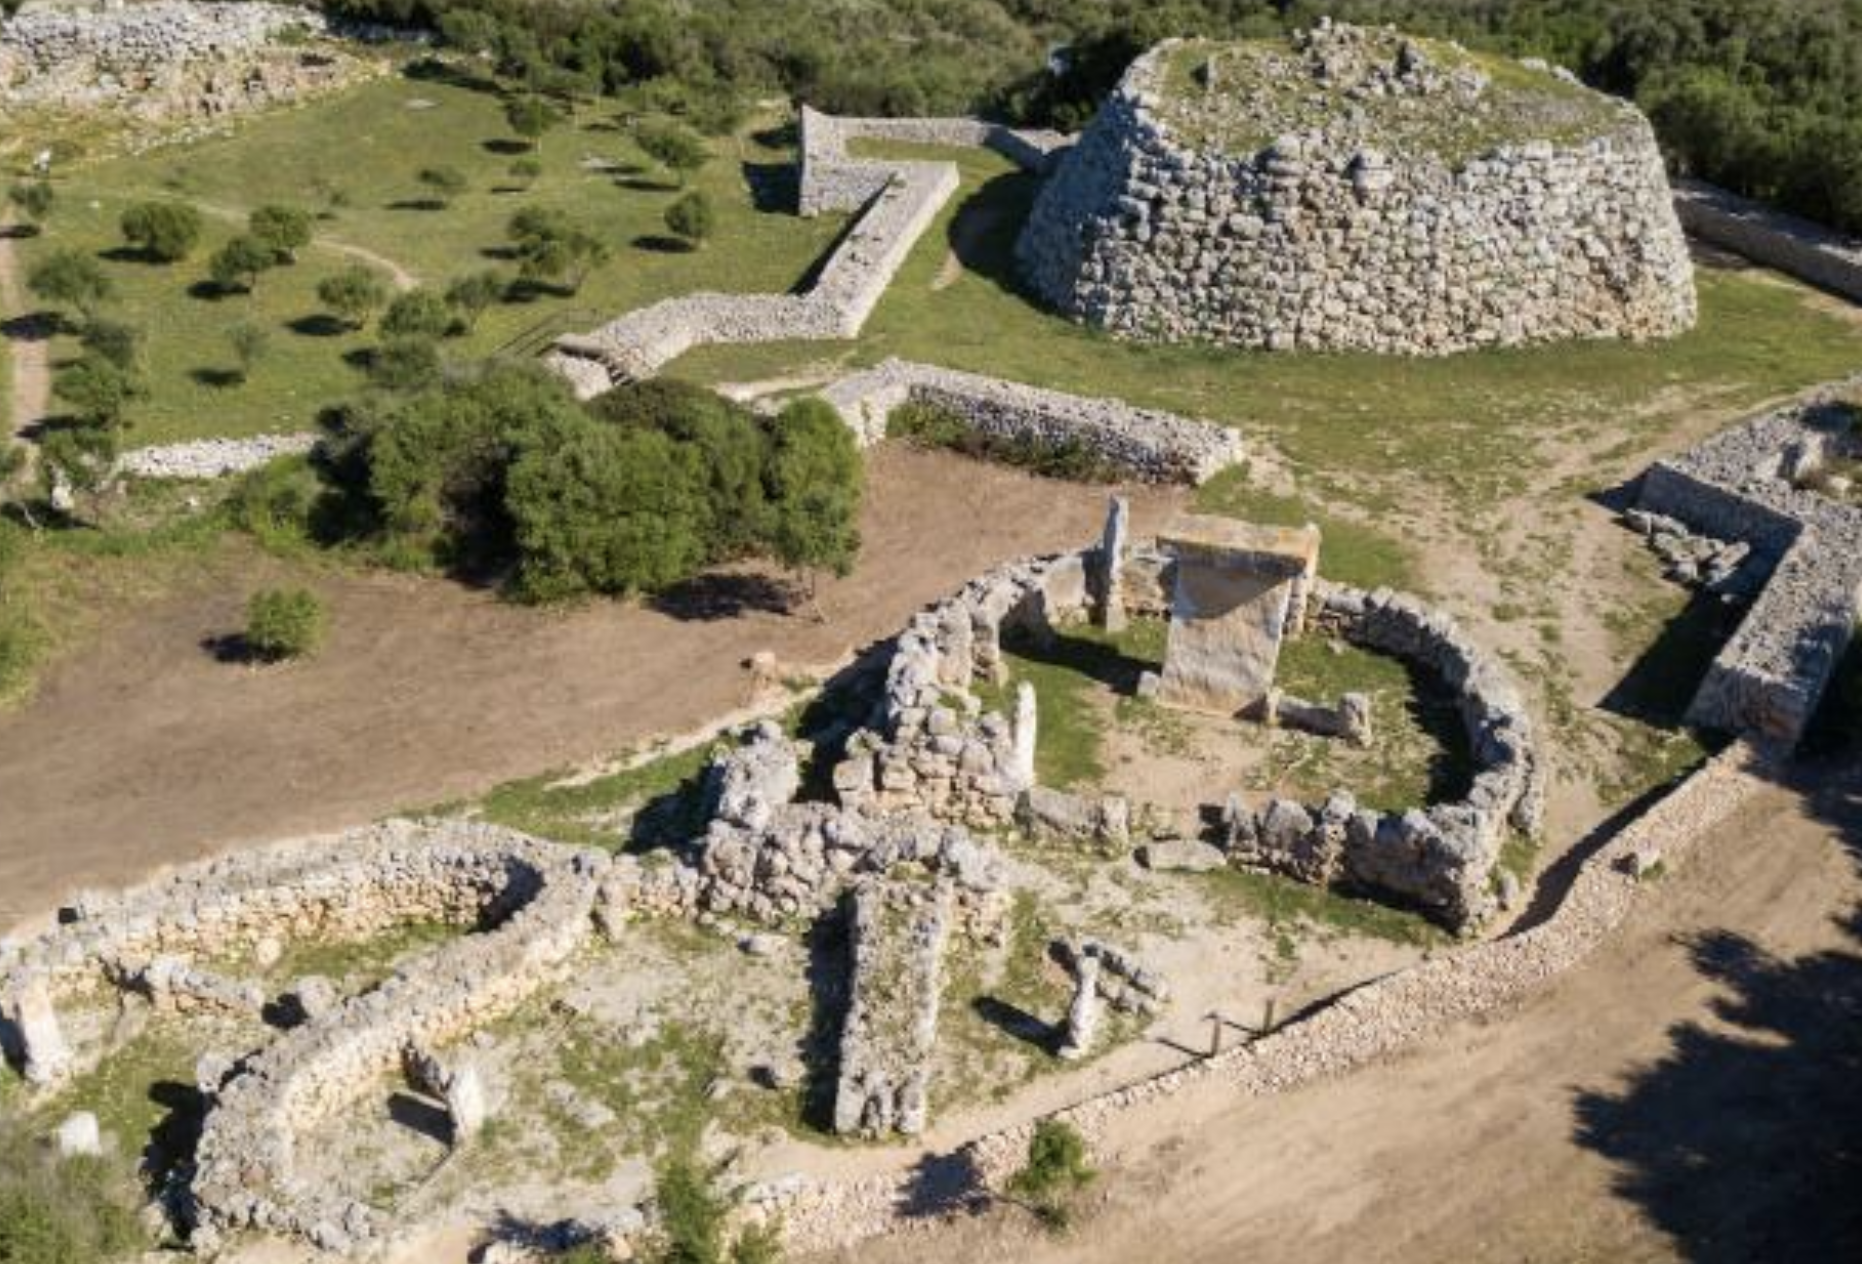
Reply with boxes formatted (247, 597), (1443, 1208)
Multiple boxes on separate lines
(1016, 24), (1698, 355)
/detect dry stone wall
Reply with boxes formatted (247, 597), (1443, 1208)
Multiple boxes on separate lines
(1636, 385), (1862, 743)
(796, 106), (1067, 216)
(1016, 33), (1697, 355)
(119, 432), (318, 480)
(1675, 178), (1862, 304)
(831, 879), (951, 1138)
(820, 357), (1244, 484)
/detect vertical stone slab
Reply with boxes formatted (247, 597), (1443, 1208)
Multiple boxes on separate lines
(1057, 953), (1101, 1061)
(1009, 682), (1038, 790)
(1097, 495), (1130, 632)
(1154, 516), (1320, 715)
(4, 979), (72, 1085)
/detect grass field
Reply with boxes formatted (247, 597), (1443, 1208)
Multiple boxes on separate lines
(15, 67), (846, 444)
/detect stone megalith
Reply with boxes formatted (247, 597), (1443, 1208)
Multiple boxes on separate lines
(1057, 953), (1102, 1061)
(1096, 495), (1131, 632)
(1153, 516), (1320, 715)
(3, 979), (73, 1085)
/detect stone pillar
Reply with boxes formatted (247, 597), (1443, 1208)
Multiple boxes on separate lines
(444, 1065), (489, 1140)
(1154, 516), (1321, 716)
(1009, 682), (1038, 790)
(1096, 496), (1130, 633)
(1057, 954), (1101, 1061)
(3, 979), (73, 1085)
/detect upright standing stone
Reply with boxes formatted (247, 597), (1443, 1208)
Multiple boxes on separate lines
(1097, 496), (1130, 633)
(1009, 681), (1038, 789)
(54, 1111), (101, 1157)
(1057, 954), (1102, 1060)
(4, 979), (72, 1085)
(1153, 516), (1320, 715)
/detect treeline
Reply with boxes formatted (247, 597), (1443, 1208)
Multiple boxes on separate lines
(316, 0), (1862, 231)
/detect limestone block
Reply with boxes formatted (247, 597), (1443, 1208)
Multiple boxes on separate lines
(55, 1112), (101, 1157)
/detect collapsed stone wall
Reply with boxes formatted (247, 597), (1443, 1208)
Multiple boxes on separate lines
(832, 879), (950, 1138)
(0, 1), (386, 118)
(1224, 581), (1544, 926)
(1015, 33), (1697, 355)
(1675, 178), (1862, 305)
(820, 357), (1244, 484)
(0, 820), (608, 1255)
(1636, 385), (1862, 743)
(118, 432), (319, 480)
(831, 534), (1540, 929)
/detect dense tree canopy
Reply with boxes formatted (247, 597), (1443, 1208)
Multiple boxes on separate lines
(320, 0), (1862, 231)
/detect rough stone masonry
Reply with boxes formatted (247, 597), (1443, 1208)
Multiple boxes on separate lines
(1017, 25), (1696, 355)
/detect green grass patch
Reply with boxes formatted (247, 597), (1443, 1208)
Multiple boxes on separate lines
(978, 643), (1108, 790)
(474, 742), (717, 852)
(1202, 865), (1447, 947)
(1194, 465), (1415, 591)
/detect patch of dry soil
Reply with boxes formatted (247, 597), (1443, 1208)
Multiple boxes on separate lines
(0, 447), (1179, 929)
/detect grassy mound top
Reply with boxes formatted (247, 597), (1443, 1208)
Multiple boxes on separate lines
(1147, 26), (1624, 165)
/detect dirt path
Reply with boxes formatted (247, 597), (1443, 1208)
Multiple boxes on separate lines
(0, 447), (1178, 929)
(839, 758), (1862, 1264)
(0, 213), (53, 446)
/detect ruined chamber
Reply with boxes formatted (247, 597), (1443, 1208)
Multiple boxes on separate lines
(1016, 23), (1698, 355)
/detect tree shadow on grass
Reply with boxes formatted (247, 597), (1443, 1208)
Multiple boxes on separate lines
(481, 137), (532, 156)
(972, 994), (1056, 1054)
(188, 366), (244, 389)
(385, 197), (450, 212)
(288, 313), (349, 337)
(632, 234), (694, 254)
(617, 175), (680, 193)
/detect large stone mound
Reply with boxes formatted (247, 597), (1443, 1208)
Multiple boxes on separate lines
(1017, 22), (1697, 355)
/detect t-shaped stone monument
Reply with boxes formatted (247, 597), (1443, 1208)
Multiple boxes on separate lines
(1150, 516), (1320, 715)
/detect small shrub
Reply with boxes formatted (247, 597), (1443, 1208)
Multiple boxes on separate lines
(317, 265), (391, 329)
(1007, 1119), (1095, 1231)
(635, 119), (707, 185)
(368, 337), (443, 392)
(6, 180), (53, 228)
(663, 190), (715, 249)
(416, 165), (469, 206)
(249, 204), (313, 262)
(227, 321), (270, 382)
(507, 156), (543, 187)
(79, 319), (141, 372)
(444, 270), (505, 328)
(26, 249), (112, 323)
(244, 587), (326, 661)
(380, 289), (455, 340)
(207, 234), (276, 293)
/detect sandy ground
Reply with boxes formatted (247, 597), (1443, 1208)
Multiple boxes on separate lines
(0, 447), (1178, 928)
(833, 756), (1862, 1264)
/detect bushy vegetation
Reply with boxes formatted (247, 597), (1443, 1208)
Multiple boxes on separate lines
(244, 586), (327, 660)
(295, 371), (861, 603)
(319, 0), (1862, 231)
(0, 1122), (144, 1264)
(119, 201), (203, 263)
(644, 1152), (783, 1264)
(1007, 1118), (1096, 1230)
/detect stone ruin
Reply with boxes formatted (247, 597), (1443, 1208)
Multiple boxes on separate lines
(832, 879), (950, 1138)
(1016, 25), (1697, 355)
(1634, 382), (1862, 744)
(829, 499), (1543, 929)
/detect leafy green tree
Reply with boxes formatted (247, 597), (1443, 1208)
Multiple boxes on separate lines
(5, 180), (53, 232)
(416, 165), (470, 207)
(443, 270), (505, 329)
(507, 417), (710, 600)
(368, 337), (443, 392)
(54, 354), (139, 428)
(119, 201), (203, 263)
(26, 249), (112, 325)
(504, 95), (562, 151)
(635, 119), (707, 186)
(38, 420), (119, 513)
(79, 319), (140, 373)
(663, 190), (715, 249)
(764, 397), (862, 612)
(244, 587), (326, 660)
(249, 204), (313, 262)
(317, 265), (391, 329)
(227, 321), (270, 383)
(507, 206), (609, 292)
(208, 234), (277, 293)
(380, 289), (456, 340)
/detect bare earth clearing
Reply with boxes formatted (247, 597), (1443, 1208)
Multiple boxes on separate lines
(0, 447), (1178, 928)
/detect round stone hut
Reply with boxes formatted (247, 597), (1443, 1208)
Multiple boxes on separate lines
(1016, 22), (1698, 355)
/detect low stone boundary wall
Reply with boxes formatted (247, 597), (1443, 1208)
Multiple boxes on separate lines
(1636, 385), (1862, 742)
(119, 433), (318, 480)
(797, 106), (1067, 215)
(764, 738), (1774, 1254)
(832, 879), (950, 1138)
(819, 357), (1245, 484)
(1675, 179), (1862, 304)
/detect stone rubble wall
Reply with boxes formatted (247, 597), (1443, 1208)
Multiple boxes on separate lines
(831, 879), (951, 1138)
(1015, 39), (1697, 356)
(1636, 386), (1862, 742)
(0, 820), (607, 1255)
(0, 1), (325, 80)
(796, 105), (1068, 216)
(761, 739), (1772, 1256)
(119, 433), (319, 480)
(1219, 581), (1545, 929)
(819, 357), (1245, 484)
(1674, 178), (1862, 304)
